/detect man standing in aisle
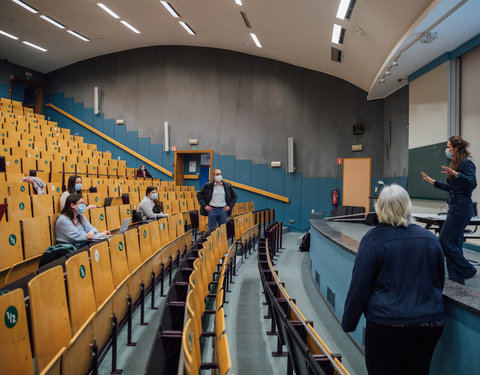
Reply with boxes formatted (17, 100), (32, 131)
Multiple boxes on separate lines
(197, 168), (238, 231)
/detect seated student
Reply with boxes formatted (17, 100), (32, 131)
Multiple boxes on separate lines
(59, 175), (96, 211)
(56, 194), (110, 248)
(136, 164), (152, 178)
(138, 186), (168, 221)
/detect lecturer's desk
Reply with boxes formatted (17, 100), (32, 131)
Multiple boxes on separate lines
(413, 213), (480, 240)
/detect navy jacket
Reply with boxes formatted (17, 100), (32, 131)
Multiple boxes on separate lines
(434, 158), (477, 213)
(196, 180), (238, 217)
(342, 224), (445, 332)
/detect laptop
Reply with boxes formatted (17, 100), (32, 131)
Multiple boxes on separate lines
(104, 217), (132, 238)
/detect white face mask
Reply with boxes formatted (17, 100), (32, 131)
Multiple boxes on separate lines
(215, 175), (222, 183)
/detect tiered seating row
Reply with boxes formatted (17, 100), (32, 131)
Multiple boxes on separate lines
(259, 223), (350, 375)
(0, 214), (193, 375)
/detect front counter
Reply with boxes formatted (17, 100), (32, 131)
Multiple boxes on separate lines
(310, 218), (480, 375)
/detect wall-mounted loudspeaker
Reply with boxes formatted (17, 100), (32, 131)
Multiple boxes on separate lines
(164, 121), (170, 152)
(287, 137), (295, 173)
(93, 87), (99, 115)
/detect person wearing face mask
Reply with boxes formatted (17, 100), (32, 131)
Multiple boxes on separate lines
(136, 164), (152, 178)
(59, 175), (96, 211)
(55, 194), (110, 248)
(137, 186), (169, 221)
(197, 168), (238, 231)
(421, 136), (478, 284)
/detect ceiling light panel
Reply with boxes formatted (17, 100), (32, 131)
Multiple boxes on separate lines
(97, 3), (120, 19)
(179, 21), (195, 35)
(67, 30), (90, 42)
(160, 1), (180, 18)
(331, 24), (342, 44)
(40, 15), (66, 29)
(0, 29), (19, 40)
(121, 21), (140, 34)
(250, 33), (262, 48)
(336, 0), (356, 20)
(22, 41), (47, 52)
(11, 0), (38, 14)
(235, 0), (243, 5)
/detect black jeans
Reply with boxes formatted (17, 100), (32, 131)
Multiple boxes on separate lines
(365, 320), (443, 375)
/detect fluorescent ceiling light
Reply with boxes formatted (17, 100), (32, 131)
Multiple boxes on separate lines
(331, 24), (342, 44)
(97, 3), (120, 19)
(160, 1), (180, 18)
(250, 33), (262, 48)
(67, 30), (90, 42)
(121, 21), (140, 34)
(179, 21), (195, 35)
(22, 41), (47, 52)
(40, 15), (65, 29)
(0, 29), (19, 40)
(235, 0), (243, 5)
(336, 0), (351, 20)
(12, 0), (38, 13)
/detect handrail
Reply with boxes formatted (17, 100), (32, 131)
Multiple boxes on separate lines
(223, 179), (290, 203)
(45, 103), (173, 177)
(46, 103), (290, 203)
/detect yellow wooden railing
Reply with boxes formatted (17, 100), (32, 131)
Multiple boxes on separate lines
(45, 103), (173, 177)
(46, 103), (290, 203)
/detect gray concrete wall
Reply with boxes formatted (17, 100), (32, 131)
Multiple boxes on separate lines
(45, 46), (389, 178)
(383, 86), (409, 177)
(0, 59), (45, 86)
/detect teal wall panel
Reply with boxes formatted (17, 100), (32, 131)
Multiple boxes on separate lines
(301, 178), (319, 229)
(267, 167), (285, 224)
(219, 155), (235, 180)
(284, 172), (302, 229)
(235, 159), (252, 203)
(251, 163), (268, 210)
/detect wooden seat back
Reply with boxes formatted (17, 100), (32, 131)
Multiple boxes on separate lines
(89, 207), (107, 232)
(22, 216), (52, 259)
(0, 220), (23, 270)
(108, 235), (129, 287)
(28, 266), (72, 373)
(65, 251), (97, 335)
(137, 224), (152, 261)
(89, 242), (115, 308)
(0, 288), (34, 375)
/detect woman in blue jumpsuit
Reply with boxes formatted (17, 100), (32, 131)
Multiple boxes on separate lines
(421, 136), (478, 284)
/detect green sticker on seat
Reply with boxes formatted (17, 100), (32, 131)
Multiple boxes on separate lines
(20, 186), (25, 192)
(127, 209), (130, 215)
(3, 148), (7, 152)
(14, 159), (18, 164)
(143, 230), (147, 238)
(56, 187), (60, 193)
(95, 197), (99, 202)
(44, 160), (48, 165)
(179, 219), (182, 225)
(19, 203), (24, 210)
(8, 234), (16, 246)
(119, 242), (124, 251)
(79, 265), (86, 279)
(4, 306), (18, 329)
(100, 214), (104, 221)
(114, 188), (117, 192)
(161, 223), (165, 230)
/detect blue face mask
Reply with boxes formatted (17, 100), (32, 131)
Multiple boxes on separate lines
(77, 203), (87, 214)
(75, 183), (82, 191)
(445, 148), (453, 159)
(151, 193), (158, 200)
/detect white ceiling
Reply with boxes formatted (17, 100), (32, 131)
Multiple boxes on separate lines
(0, 0), (479, 99)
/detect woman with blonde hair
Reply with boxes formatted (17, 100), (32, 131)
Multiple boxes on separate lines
(342, 184), (444, 375)
(421, 136), (478, 284)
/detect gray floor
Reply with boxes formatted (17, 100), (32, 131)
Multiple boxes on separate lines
(224, 232), (367, 375)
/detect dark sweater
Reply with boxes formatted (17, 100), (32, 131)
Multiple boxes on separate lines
(342, 224), (445, 332)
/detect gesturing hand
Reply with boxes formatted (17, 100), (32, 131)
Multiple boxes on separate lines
(441, 165), (459, 177)
(420, 171), (435, 184)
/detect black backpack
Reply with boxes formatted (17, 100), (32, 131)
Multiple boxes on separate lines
(299, 232), (310, 252)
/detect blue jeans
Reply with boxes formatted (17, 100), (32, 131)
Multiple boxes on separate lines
(208, 207), (227, 231)
(439, 206), (476, 284)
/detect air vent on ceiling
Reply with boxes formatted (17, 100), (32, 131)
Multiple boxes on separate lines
(345, 0), (357, 20)
(331, 47), (342, 63)
(240, 11), (252, 29)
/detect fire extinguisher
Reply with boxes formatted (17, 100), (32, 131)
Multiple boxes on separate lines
(332, 188), (339, 206)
